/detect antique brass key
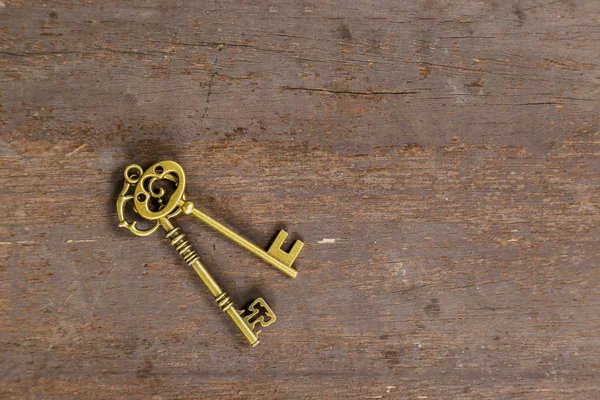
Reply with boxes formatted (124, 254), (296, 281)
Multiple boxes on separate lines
(116, 161), (284, 346)
(122, 160), (303, 278)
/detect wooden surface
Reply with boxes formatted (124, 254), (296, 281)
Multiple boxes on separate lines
(1, 0), (599, 398)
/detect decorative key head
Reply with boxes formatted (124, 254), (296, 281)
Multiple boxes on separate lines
(117, 160), (186, 236)
(133, 160), (186, 220)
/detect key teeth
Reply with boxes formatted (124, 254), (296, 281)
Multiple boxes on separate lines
(243, 297), (277, 331)
(271, 230), (288, 247)
(267, 230), (304, 267)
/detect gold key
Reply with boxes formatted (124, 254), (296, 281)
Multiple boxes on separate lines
(161, 218), (276, 346)
(116, 162), (279, 346)
(124, 160), (303, 278)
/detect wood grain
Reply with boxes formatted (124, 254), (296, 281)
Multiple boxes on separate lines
(1, 0), (599, 398)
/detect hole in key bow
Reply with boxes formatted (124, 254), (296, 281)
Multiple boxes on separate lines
(124, 164), (143, 184)
(142, 176), (179, 213)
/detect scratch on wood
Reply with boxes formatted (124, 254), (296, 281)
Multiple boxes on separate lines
(317, 238), (338, 244)
(66, 144), (86, 157)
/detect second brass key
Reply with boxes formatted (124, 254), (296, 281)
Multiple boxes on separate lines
(159, 217), (275, 346)
(129, 160), (304, 278)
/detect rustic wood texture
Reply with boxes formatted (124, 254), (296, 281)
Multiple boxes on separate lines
(1, 0), (599, 398)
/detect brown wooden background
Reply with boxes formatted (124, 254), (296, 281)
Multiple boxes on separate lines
(1, 0), (599, 398)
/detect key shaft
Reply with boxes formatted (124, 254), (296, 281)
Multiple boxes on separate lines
(178, 200), (300, 278)
(159, 217), (261, 346)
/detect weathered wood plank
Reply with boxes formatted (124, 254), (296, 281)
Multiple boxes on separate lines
(1, 0), (599, 398)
